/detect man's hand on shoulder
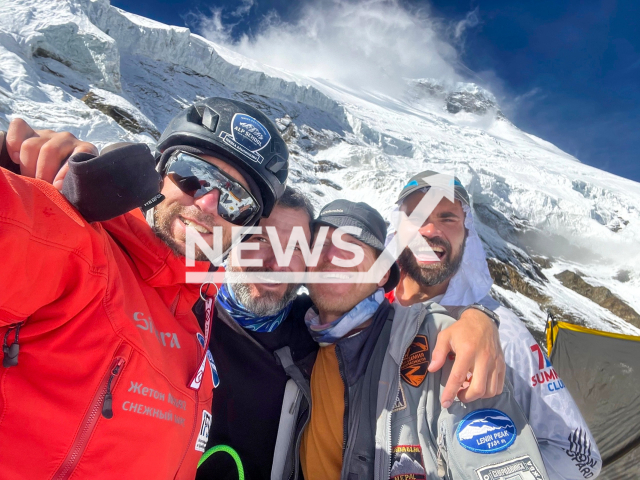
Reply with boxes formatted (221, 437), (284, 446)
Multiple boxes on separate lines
(6, 118), (98, 189)
(429, 308), (505, 408)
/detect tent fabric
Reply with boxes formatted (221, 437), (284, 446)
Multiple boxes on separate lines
(548, 321), (640, 480)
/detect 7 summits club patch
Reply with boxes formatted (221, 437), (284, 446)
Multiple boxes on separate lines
(457, 409), (517, 454)
(390, 445), (426, 480)
(220, 113), (271, 164)
(401, 335), (429, 387)
(475, 455), (545, 480)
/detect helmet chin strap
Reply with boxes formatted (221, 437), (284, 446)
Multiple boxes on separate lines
(145, 206), (156, 228)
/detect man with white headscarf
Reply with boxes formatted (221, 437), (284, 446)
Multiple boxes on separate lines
(387, 171), (602, 480)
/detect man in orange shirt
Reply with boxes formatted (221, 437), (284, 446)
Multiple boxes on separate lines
(273, 199), (549, 480)
(299, 200), (400, 479)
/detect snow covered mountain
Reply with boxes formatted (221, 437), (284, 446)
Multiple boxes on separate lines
(1, 0), (639, 341)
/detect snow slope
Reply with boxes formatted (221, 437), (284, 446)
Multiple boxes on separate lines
(1, 0), (639, 338)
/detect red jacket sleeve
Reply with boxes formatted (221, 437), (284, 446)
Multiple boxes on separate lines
(0, 167), (108, 324)
(385, 290), (396, 303)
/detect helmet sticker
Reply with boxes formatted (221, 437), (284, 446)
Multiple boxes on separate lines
(220, 113), (272, 164)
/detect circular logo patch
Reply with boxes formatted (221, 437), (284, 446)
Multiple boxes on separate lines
(220, 113), (271, 164)
(456, 408), (516, 454)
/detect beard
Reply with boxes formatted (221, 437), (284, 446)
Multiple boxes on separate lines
(227, 265), (300, 316)
(152, 203), (231, 261)
(397, 236), (465, 287)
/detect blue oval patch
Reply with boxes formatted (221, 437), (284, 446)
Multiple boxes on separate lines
(456, 409), (516, 454)
(232, 114), (271, 151)
(220, 113), (272, 164)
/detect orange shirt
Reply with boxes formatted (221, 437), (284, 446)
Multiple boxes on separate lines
(300, 344), (345, 480)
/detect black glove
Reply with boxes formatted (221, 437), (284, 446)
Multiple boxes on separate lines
(0, 131), (20, 174)
(61, 142), (164, 223)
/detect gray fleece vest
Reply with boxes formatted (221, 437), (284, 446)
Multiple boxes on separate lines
(375, 301), (550, 480)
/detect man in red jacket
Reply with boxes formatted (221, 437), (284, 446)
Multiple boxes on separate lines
(0, 97), (289, 479)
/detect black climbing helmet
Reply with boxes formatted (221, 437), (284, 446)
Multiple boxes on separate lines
(156, 97), (289, 216)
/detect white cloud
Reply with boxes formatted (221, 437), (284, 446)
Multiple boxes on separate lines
(195, 0), (466, 93)
(231, 0), (254, 18)
(514, 87), (543, 103)
(453, 7), (480, 41)
(195, 8), (229, 45)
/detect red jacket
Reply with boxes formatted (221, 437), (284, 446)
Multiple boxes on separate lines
(0, 167), (216, 479)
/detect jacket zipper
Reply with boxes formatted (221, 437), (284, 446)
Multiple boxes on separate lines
(436, 423), (449, 478)
(174, 391), (199, 479)
(335, 345), (349, 460)
(387, 382), (397, 478)
(175, 332), (205, 479)
(385, 314), (421, 480)
(52, 356), (126, 480)
(289, 404), (310, 480)
(102, 361), (124, 419)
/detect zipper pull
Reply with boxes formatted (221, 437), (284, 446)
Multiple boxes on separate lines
(436, 448), (446, 478)
(2, 323), (22, 368)
(102, 392), (113, 419)
(102, 361), (123, 419)
(437, 424), (447, 478)
(2, 343), (19, 368)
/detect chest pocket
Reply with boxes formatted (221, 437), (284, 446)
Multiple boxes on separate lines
(434, 382), (550, 480)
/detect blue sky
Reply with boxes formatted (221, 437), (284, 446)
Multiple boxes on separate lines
(112, 0), (640, 182)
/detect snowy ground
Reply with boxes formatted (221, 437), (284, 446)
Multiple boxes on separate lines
(1, 0), (638, 337)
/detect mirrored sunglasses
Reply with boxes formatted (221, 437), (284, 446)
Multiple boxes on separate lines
(165, 151), (260, 226)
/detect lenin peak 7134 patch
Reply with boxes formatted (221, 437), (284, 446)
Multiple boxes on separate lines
(390, 445), (426, 480)
(401, 335), (429, 387)
(457, 409), (516, 454)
